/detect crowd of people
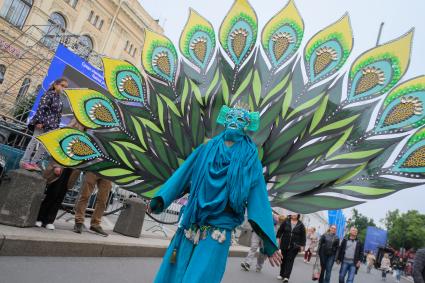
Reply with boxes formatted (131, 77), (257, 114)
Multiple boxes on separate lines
(240, 215), (425, 283)
(20, 77), (112, 237)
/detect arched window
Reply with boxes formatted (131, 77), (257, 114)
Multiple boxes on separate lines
(79, 34), (94, 58)
(43, 12), (67, 49)
(17, 78), (31, 98)
(0, 0), (33, 29)
(0, 65), (6, 84)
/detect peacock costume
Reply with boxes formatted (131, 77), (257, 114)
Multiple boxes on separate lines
(150, 105), (277, 282)
(38, 0), (425, 279)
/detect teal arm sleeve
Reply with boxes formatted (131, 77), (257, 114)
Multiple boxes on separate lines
(247, 162), (278, 257)
(150, 145), (203, 213)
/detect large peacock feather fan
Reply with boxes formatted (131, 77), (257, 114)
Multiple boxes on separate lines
(38, 0), (425, 213)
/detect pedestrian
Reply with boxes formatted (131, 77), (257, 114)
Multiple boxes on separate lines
(304, 227), (319, 263)
(240, 228), (267, 272)
(73, 172), (113, 237)
(337, 227), (364, 283)
(366, 251), (376, 273)
(413, 248), (425, 283)
(380, 253), (391, 281)
(35, 118), (81, 230)
(21, 78), (68, 171)
(393, 256), (403, 283)
(318, 224), (340, 283)
(276, 214), (306, 282)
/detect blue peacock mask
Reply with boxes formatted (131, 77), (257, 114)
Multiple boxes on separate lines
(216, 105), (260, 132)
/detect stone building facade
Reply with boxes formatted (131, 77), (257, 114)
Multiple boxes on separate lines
(0, 0), (162, 115)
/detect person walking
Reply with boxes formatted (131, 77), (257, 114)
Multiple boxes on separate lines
(337, 227), (364, 283)
(276, 214), (306, 282)
(366, 251), (376, 273)
(21, 78), (68, 171)
(318, 225), (340, 283)
(241, 214), (280, 272)
(240, 230), (267, 272)
(393, 256), (403, 283)
(413, 248), (425, 283)
(304, 227), (318, 263)
(73, 172), (113, 237)
(380, 253), (391, 281)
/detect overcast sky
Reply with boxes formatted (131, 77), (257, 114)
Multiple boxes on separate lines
(138, 0), (425, 225)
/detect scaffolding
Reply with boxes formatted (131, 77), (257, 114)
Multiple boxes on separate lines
(0, 20), (103, 123)
(0, 20), (103, 147)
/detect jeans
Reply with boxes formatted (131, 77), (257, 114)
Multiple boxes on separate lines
(242, 232), (266, 270)
(395, 269), (401, 281)
(319, 255), (335, 283)
(339, 261), (356, 283)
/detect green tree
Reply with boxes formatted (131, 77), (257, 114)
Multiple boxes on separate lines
(347, 208), (376, 242)
(383, 210), (425, 250)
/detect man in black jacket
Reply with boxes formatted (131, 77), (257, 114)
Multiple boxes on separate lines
(318, 225), (340, 283)
(276, 214), (306, 282)
(413, 248), (425, 283)
(337, 227), (364, 283)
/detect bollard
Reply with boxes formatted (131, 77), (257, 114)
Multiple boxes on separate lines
(113, 197), (146, 238)
(0, 169), (46, 227)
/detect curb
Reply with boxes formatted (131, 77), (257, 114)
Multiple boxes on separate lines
(0, 235), (248, 257)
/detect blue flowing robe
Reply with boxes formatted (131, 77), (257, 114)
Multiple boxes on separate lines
(151, 132), (278, 283)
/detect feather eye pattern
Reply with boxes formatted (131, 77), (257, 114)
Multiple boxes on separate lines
(41, 0), (425, 211)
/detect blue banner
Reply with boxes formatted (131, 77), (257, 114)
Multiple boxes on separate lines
(364, 226), (388, 254)
(328, 209), (346, 238)
(28, 44), (107, 124)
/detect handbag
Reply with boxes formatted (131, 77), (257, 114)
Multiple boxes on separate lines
(312, 256), (321, 281)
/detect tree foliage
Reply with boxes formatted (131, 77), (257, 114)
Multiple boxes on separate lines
(383, 210), (425, 250)
(347, 208), (376, 242)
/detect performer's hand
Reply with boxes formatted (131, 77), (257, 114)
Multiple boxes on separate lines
(356, 261), (361, 268)
(269, 250), (282, 267)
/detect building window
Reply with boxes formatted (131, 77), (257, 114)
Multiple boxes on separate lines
(79, 34), (93, 58)
(17, 78), (31, 98)
(88, 11), (103, 30)
(92, 15), (98, 25)
(0, 65), (6, 84)
(125, 40), (129, 51)
(0, 0), (33, 29)
(64, 0), (78, 8)
(42, 12), (67, 49)
(35, 84), (42, 94)
(132, 48), (137, 57)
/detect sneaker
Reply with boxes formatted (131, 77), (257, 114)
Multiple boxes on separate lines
(45, 224), (55, 230)
(277, 276), (283, 280)
(35, 221), (42, 227)
(73, 223), (84, 234)
(241, 262), (250, 271)
(283, 279), (289, 283)
(90, 225), (108, 237)
(255, 267), (261, 272)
